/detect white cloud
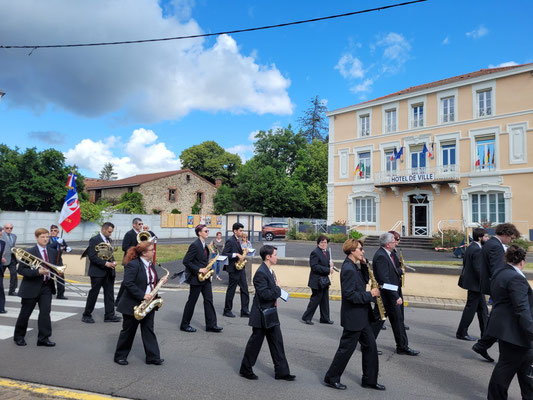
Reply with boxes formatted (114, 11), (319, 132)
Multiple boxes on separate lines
(64, 129), (181, 178)
(488, 61), (519, 68)
(335, 54), (365, 79)
(0, 1), (293, 123)
(442, 36), (450, 45)
(248, 130), (260, 142)
(351, 79), (374, 94)
(377, 32), (411, 74)
(466, 25), (489, 39)
(226, 144), (255, 162)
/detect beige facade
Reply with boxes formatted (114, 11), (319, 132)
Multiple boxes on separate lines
(327, 64), (533, 238)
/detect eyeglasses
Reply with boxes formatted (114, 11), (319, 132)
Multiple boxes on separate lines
(51, 229), (59, 232)
(4, 227), (13, 230)
(202, 230), (209, 233)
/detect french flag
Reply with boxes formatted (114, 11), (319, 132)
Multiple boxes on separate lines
(59, 173), (81, 233)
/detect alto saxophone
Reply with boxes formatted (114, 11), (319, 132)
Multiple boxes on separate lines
(368, 266), (387, 321)
(399, 250), (406, 287)
(235, 247), (249, 270)
(134, 265), (169, 320)
(198, 250), (219, 282)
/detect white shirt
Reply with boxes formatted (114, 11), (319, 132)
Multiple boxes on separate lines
(37, 244), (50, 280)
(100, 233), (109, 243)
(140, 257), (154, 295)
(475, 241), (482, 249)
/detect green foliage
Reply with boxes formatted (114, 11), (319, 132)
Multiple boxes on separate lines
(191, 200), (202, 215)
(180, 141), (242, 187)
(512, 237), (532, 251)
(80, 200), (112, 223)
(170, 208), (181, 214)
(349, 230), (363, 240)
(329, 233), (348, 243)
(213, 185), (237, 214)
(286, 224), (299, 240)
(152, 209), (162, 214)
(297, 95), (328, 143)
(305, 231), (320, 242)
(0, 145), (87, 211)
(114, 192), (145, 214)
(99, 162), (117, 181)
(432, 229), (464, 249)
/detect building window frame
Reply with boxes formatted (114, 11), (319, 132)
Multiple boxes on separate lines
(347, 191), (380, 227)
(435, 132), (460, 173)
(437, 88), (458, 125)
(382, 101), (399, 134)
(168, 188), (176, 202)
(472, 80), (496, 119)
(461, 184), (511, 226)
(196, 191), (204, 204)
(408, 95), (426, 130)
(354, 145), (373, 181)
(357, 107), (372, 138)
(469, 126), (500, 173)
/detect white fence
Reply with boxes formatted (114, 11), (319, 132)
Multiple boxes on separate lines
(0, 210), (227, 244)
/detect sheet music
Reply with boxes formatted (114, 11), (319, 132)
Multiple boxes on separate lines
(279, 288), (290, 302)
(382, 283), (399, 291)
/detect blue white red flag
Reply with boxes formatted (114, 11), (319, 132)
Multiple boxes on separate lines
(59, 173), (81, 233)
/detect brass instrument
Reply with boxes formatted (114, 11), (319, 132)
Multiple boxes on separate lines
(134, 265), (170, 320)
(12, 247), (87, 296)
(94, 242), (116, 261)
(399, 250), (406, 287)
(198, 250), (219, 282)
(137, 231), (153, 243)
(368, 265), (386, 321)
(235, 247), (249, 270)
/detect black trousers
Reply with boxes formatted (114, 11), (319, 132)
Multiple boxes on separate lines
(114, 311), (160, 362)
(224, 270), (249, 313)
(240, 325), (290, 377)
(456, 290), (488, 337)
(488, 340), (533, 400)
(0, 267), (5, 312)
(56, 274), (65, 298)
(83, 274), (116, 319)
(325, 325), (379, 385)
(476, 312), (498, 351)
(181, 282), (217, 329)
(377, 300), (409, 350)
(14, 285), (53, 342)
(302, 287), (330, 322)
(4, 259), (18, 293)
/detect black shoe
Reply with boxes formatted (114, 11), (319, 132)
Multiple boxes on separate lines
(362, 382), (386, 391)
(456, 334), (477, 341)
(14, 338), (27, 346)
(223, 311), (236, 318)
(302, 319), (314, 325)
(240, 371), (259, 380)
(146, 358), (164, 365)
(37, 339), (56, 347)
(275, 374), (296, 381)
(381, 325), (387, 330)
(56, 296), (69, 300)
(320, 320), (334, 324)
(8, 291), (16, 296)
(114, 359), (128, 366)
(377, 350), (383, 356)
(404, 324), (410, 330)
(104, 316), (122, 323)
(472, 344), (494, 362)
(0, 310), (7, 314)
(180, 325), (197, 333)
(324, 379), (346, 390)
(206, 326), (223, 333)
(81, 316), (95, 324)
(396, 347), (419, 356)
(241, 311), (250, 317)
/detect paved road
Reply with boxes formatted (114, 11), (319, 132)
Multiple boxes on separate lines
(0, 287), (517, 400)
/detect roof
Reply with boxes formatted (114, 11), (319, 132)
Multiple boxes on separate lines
(328, 63), (533, 115)
(86, 169), (216, 190)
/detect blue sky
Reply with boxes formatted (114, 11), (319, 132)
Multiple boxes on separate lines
(0, 0), (532, 178)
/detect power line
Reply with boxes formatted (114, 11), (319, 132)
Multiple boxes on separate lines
(0, 0), (427, 50)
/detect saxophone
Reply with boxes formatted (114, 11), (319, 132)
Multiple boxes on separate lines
(368, 266), (387, 321)
(134, 265), (169, 320)
(399, 250), (406, 287)
(235, 247), (249, 270)
(198, 250), (219, 282)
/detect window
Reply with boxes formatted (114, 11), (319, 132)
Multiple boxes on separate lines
(441, 97), (455, 123)
(471, 192), (505, 224)
(168, 189), (176, 202)
(360, 115), (370, 136)
(354, 198), (376, 223)
(358, 152), (371, 179)
(411, 146), (426, 173)
(385, 150), (398, 174)
(385, 109), (397, 133)
(477, 89), (492, 117)
(95, 189), (102, 202)
(475, 137), (495, 171)
(412, 104), (424, 128)
(196, 192), (203, 203)
(442, 143), (456, 171)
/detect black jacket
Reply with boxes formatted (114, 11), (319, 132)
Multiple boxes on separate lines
(17, 245), (57, 298)
(486, 264), (533, 348)
(372, 247), (401, 306)
(48, 237), (68, 266)
(459, 242), (483, 292)
(0, 240), (5, 263)
(307, 247), (331, 289)
(339, 257), (374, 331)
(480, 236), (506, 295)
(87, 234), (116, 278)
(222, 235), (243, 273)
(122, 229), (138, 256)
(183, 238), (211, 286)
(116, 258), (160, 316)
(249, 263), (281, 328)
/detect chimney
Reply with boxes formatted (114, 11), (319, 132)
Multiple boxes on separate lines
(215, 178), (222, 188)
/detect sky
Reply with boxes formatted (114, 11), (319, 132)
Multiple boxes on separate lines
(0, 0), (532, 179)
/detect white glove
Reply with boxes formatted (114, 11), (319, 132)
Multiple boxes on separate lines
(56, 237), (64, 244)
(66, 246), (72, 253)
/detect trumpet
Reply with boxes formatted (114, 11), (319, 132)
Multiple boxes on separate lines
(12, 247), (87, 296)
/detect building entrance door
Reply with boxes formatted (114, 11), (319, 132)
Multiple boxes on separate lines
(410, 194), (429, 236)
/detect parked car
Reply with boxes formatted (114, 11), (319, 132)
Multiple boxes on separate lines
(262, 222), (289, 241)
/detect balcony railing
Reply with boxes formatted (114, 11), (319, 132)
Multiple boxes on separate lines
(374, 165), (460, 186)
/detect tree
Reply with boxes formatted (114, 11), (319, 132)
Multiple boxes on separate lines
(114, 192), (145, 214)
(213, 185), (238, 214)
(99, 162), (117, 181)
(298, 95), (329, 143)
(180, 141), (242, 186)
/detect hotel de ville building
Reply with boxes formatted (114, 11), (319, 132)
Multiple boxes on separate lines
(327, 63), (533, 239)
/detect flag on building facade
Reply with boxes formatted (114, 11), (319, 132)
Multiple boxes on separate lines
(422, 143), (428, 157)
(486, 148), (491, 164)
(59, 172), (81, 233)
(359, 164), (365, 177)
(354, 164), (360, 176)
(428, 142), (434, 158)
(396, 146), (404, 160)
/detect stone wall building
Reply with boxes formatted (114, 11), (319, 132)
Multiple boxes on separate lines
(85, 169), (219, 214)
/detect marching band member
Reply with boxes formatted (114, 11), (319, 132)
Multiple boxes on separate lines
(48, 224), (71, 300)
(121, 218), (143, 262)
(223, 223), (250, 318)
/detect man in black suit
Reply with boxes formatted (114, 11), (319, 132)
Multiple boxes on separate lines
(223, 222), (250, 318)
(239, 245), (295, 381)
(0, 227), (7, 313)
(13, 228), (58, 347)
(473, 223), (520, 362)
(48, 224), (71, 300)
(82, 222), (121, 324)
(456, 227), (489, 341)
(2, 222), (18, 295)
(372, 232), (419, 356)
(180, 224), (222, 333)
(301, 235), (334, 325)
(121, 218), (143, 263)
(486, 245), (533, 399)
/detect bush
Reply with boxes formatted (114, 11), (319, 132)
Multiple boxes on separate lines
(305, 231), (320, 242)
(329, 233), (348, 243)
(286, 224), (298, 240)
(170, 208), (181, 214)
(114, 192), (145, 214)
(152, 208), (162, 214)
(191, 200), (201, 215)
(349, 229), (363, 240)
(512, 237), (532, 251)
(80, 200), (112, 223)
(432, 229), (464, 249)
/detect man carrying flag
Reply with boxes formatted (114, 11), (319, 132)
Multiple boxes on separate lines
(59, 171), (81, 233)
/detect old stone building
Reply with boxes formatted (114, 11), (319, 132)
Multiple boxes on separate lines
(85, 169), (219, 214)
